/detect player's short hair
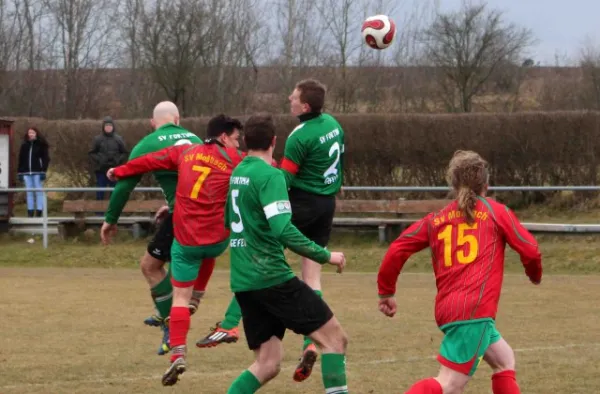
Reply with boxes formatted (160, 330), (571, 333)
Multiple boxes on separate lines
(206, 114), (243, 138)
(244, 113), (276, 151)
(446, 150), (490, 224)
(295, 79), (326, 113)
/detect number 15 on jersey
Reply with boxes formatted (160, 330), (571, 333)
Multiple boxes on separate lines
(437, 223), (479, 267)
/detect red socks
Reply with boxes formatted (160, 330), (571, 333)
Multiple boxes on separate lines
(194, 258), (216, 291)
(492, 370), (520, 394)
(169, 306), (190, 362)
(405, 378), (443, 394)
(404, 370), (519, 394)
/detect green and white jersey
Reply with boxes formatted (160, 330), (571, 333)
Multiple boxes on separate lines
(280, 113), (345, 195)
(105, 123), (202, 224)
(227, 156), (331, 292)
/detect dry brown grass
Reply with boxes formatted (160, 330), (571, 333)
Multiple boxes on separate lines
(0, 268), (599, 393)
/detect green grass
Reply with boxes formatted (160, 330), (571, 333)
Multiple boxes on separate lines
(2, 231), (600, 274)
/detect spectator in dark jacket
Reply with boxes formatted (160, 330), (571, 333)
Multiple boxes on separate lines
(17, 127), (50, 217)
(89, 116), (128, 201)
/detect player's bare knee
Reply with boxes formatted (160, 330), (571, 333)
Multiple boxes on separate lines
(485, 339), (516, 373)
(140, 252), (164, 276)
(257, 359), (281, 380)
(437, 377), (468, 394)
(312, 317), (347, 353)
(334, 329), (349, 353)
(436, 367), (469, 394)
(491, 353), (515, 373)
(172, 287), (192, 307)
(439, 383), (465, 394)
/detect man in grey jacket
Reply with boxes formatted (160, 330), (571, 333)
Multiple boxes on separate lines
(89, 116), (128, 201)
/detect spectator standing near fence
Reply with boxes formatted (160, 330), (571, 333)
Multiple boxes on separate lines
(17, 127), (50, 217)
(89, 116), (128, 201)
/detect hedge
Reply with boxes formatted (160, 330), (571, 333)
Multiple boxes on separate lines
(7, 111), (600, 205)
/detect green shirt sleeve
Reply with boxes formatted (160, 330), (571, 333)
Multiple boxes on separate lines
(259, 172), (330, 264)
(104, 140), (147, 224)
(282, 132), (306, 187)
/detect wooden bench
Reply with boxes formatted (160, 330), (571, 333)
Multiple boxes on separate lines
(59, 199), (167, 239)
(59, 198), (450, 243)
(333, 199), (452, 243)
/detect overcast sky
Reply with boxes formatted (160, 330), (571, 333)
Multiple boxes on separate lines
(434, 0), (599, 65)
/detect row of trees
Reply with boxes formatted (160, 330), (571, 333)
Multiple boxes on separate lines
(0, 0), (598, 119)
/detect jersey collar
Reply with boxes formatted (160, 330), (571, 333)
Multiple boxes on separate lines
(297, 112), (321, 123)
(204, 138), (225, 147)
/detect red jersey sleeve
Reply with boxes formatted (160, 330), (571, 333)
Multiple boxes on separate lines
(223, 147), (245, 166)
(496, 205), (543, 283)
(114, 145), (188, 179)
(377, 217), (431, 297)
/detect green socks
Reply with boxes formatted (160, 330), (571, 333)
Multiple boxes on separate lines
(227, 370), (261, 394)
(150, 269), (173, 319)
(321, 353), (348, 393)
(303, 289), (323, 350)
(226, 356), (347, 393)
(221, 295), (242, 330)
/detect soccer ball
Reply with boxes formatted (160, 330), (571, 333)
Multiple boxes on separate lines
(361, 14), (396, 50)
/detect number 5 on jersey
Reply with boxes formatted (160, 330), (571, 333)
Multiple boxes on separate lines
(230, 189), (244, 233)
(437, 223), (479, 267)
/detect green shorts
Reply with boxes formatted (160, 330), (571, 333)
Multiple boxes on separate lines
(437, 318), (502, 376)
(170, 238), (228, 286)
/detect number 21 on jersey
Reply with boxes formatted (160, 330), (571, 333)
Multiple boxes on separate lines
(437, 222), (479, 267)
(323, 141), (341, 178)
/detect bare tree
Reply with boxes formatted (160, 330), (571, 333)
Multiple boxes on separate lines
(43, 0), (118, 118)
(220, 0), (268, 113)
(422, 2), (534, 112)
(138, 0), (209, 116)
(11, 0), (48, 115)
(316, 0), (363, 112)
(0, 0), (23, 105)
(578, 40), (600, 110)
(116, 0), (149, 117)
(271, 0), (327, 110)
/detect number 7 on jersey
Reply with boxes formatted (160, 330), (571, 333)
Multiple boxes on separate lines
(190, 165), (211, 199)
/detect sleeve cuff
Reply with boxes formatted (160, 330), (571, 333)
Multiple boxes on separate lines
(321, 250), (331, 264)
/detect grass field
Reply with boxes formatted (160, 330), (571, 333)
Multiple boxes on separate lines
(1, 233), (600, 393)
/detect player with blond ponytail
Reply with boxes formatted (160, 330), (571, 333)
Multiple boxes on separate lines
(377, 150), (543, 394)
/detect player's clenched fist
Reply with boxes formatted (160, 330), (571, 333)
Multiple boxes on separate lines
(378, 297), (397, 317)
(328, 252), (346, 273)
(106, 168), (118, 182)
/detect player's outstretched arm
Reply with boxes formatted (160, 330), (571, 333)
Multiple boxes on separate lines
(496, 206), (542, 284)
(104, 141), (165, 225)
(377, 218), (429, 318)
(111, 145), (185, 179)
(377, 218), (430, 298)
(276, 220), (343, 268)
(259, 173), (339, 268)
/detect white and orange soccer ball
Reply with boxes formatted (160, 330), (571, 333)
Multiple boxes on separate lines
(361, 14), (396, 50)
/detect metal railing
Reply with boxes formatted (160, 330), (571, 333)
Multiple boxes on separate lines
(2, 185), (600, 249)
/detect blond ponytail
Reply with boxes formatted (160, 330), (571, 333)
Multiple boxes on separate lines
(457, 186), (478, 224)
(447, 150), (489, 225)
